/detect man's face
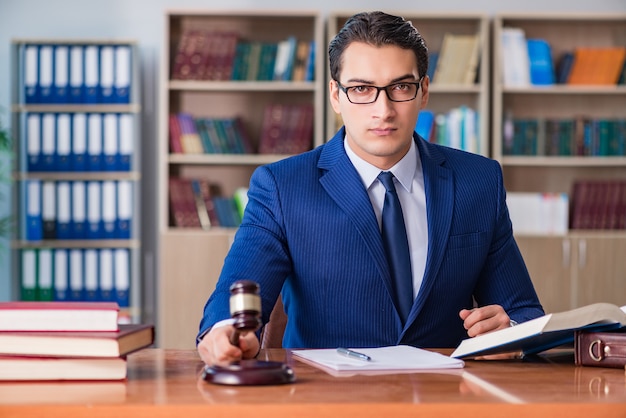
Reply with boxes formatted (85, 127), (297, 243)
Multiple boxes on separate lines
(329, 42), (429, 170)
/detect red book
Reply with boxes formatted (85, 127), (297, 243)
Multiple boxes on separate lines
(0, 356), (127, 381)
(0, 323), (154, 358)
(0, 302), (119, 332)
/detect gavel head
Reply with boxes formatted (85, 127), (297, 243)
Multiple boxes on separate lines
(229, 280), (262, 334)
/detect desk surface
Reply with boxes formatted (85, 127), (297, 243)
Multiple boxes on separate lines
(1, 348), (625, 418)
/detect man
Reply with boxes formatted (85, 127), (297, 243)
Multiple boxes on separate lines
(197, 11), (544, 367)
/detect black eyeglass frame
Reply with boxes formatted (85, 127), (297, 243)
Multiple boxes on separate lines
(335, 78), (424, 104)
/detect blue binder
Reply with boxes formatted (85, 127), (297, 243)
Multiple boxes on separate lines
(87, 113), (103, 171)
(36, 249), (54, 301)
(20, 250), (37, 301)
(117, 180), (132, 239)
(98, 249), (115, 302)
(55, 113), (71, 171)
(70, 181), (87, 239)
(114, 45), (131, 103)
(69, 45), (85, 103)
(52, 45), (69, 103)
(102, 113), (119, 171)
(25, 180), (42, 241)
(40, 113), (56, 171)
(23, 44), (39, 104)
(99, 45), (115, 103)
(56, 181), (72, 240)
(38, 45), (54, 103)
(69, 249), (85, 301)
(114, 249), (130, 308)
(27, 113), (42, 171)
(53, 249), (69, 301)
(41, 181), (56, 240)
(71, 113), (87, 171)
(86, 181), (103, 239)
(101, 180), (117, 239)
(118, 114), (133, 171)
(84, 45), (99, 104)
(84, 249), (100, 301)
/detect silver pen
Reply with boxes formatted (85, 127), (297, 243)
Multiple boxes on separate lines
(336, 347), (371, 361)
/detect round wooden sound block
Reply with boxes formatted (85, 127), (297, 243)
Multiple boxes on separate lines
(202, 360), (296, 385)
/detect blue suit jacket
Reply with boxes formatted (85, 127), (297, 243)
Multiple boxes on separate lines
(199, 129), (544, 348)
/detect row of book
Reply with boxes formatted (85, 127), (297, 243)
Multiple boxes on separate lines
(502, 116), (626, 157)
(507, 192), (570, 235)
(415, 107), (480, 155)
(570, 180), (626, 230)
(171, 30), (315, 82)
(429, 32), (481, 85)
(22, 43), (133, 104)
(169, 177), (247, 229)
(27, 112), (134, 172)
(169, 113), (253, 154)
(169, 103), (313, 155)
(24, 179), (133, 241)
(20, 248), (131, 308)
(0, 301), (153, 381)
(501, 28), (626, 86)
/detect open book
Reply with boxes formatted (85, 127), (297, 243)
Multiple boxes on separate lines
(292, 345), (464, 377)
(451, 302), (626, 359)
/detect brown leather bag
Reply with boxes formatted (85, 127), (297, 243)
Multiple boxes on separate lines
(575, 329), (626, 368)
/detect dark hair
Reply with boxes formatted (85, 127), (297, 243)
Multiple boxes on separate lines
(328, 11), (429, 82)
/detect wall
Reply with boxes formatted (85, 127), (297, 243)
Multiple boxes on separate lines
(1, 0), (625, 307)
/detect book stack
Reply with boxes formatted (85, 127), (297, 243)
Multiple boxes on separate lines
(0, 301), (154, 381)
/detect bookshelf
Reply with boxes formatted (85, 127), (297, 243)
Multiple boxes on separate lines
(158, 10), (324, 348)
(10, 39), (142, 323)
(326, 12), (490, 157)
(492, 14), (626, 314)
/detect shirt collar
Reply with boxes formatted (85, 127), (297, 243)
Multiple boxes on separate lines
(344, 136), (418, 193)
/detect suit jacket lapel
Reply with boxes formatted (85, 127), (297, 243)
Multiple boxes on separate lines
(318, 130), (396, 307)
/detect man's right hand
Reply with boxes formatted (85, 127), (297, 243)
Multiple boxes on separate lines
(197, 325), (260, 367)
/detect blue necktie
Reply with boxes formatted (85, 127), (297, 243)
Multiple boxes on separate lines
(378, 171), (413, 323)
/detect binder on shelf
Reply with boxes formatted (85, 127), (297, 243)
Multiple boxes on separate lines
(114, 45), (131, 103)
(26, 113), (41, 171)
(21, 250), (37, 301)
(25, 180), (42, 241)
(53, 45), (69, 103)
(41, 113), (55, 171)
(38, 45), (54, 103)
(56, 113), (71, 171)
(84, 45), (99, 104)
(101, 180), (117, 239)
(71, 181), (87, 239)
(103, 113), (118, 171)
(118, 114), (133, 171)
(117, 180), (132, 239)
(41, 181), (56, 240)
(53, 249), (69, 301)
(86, 181), (102, 239)
(23, 44), (39, 104)
(71, 113), (87, 171)
(99, 45), (115, 103)
(56, 181), (71, 240)
(114, 249), (130, 308)
(99, 249), (114, 302)
(87, 113), (103, 171)
(69, 249), (84, 301)
(84, 249), (99, 301)
(69, 45), (84, 103)
(37, 249), (54, 301)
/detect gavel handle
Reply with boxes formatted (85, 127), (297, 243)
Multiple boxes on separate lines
(230, 329), (241, 346)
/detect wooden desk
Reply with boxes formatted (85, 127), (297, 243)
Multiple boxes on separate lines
(1, 348), (625, 418)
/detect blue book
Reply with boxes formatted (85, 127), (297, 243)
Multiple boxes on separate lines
(56, 181), (72, 240)
(53, 249), (69, 301)
(40, 113), (56, 171)
(116, 180), (132, 239)
(23, 44), (39, 104)
(415, 110), (435, 141)
(99, 45), (115, 103)
(101, 180), (117, 239)
(556, 52), (575, 84)
(38, 45), (54, 103)
(52, 45), (70, 103)
(70, 181), (87, 239)
(25, 180), (42, 241)
(114, 45), (132, 103)
(102, 113), (119, 171)
(87, 113), (103, 171)
(27, 113), (42, 171)
(71, 113), (87, 171)
(86, 181), (103, 239)
(69, 249), (85, 301)
(527, 39), (555, 85)
(83, 45), (99, 104)
(69, 45), (85, 103)
(114, 249), (130, 308)
(55, 113), (71, 171)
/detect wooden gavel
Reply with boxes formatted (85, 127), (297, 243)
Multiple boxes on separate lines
(229, 280), (263, 346)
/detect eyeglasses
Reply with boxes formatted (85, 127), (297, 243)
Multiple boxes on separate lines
(336, 79), (423, 104)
